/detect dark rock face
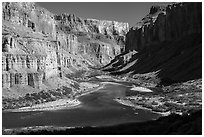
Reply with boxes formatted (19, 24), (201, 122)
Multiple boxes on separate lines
(2, 2), (129, 89)
(104, 2), (202, 84)
(149, 6), (166, 14)
(125, 2), (201, 52)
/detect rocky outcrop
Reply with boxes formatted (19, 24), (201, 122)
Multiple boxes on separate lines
(2, 2), (69, 89)
(125, 3), (201, 52)
(104, 2), (202, 84)
(1, 31), (87, 89)
(2, 2), (56, 39)
(55, 13), (129, 39)
(2, 71), (43, 89)
(56, 32), (78, 54)
(2, 37), (47, 89)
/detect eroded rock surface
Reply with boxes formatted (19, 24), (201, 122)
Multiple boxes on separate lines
(2, 2), (129, 93)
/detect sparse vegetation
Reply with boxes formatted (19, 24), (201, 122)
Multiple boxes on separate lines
(2, 87), (73, 110)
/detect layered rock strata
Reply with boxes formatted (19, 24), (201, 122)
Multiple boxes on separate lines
(2, 2), (129, 89)
(55, 13), (129, 40)
(55, 14), (129, 64)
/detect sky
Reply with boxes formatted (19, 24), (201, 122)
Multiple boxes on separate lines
(37, 2), (172, 27)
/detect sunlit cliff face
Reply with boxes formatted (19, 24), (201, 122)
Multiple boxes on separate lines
(2, 2), (129, 89)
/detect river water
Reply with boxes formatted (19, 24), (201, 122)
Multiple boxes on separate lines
(2, 82), (160, 129)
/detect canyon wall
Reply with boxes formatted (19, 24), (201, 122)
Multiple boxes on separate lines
(2, 33), (58, 89)
(3, 2), (57, 39)
(55, 13), (129, 40)
(104, 2), (202, 84)
(2, 2), (129, 89)
(55, 13), (129, 64)
(125, 3), (201, 52)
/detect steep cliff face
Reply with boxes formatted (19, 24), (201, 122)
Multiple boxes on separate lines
(55, 13), (129, 64)
(2, 24), (59, 89)
(2, 2), (129, 91)
(125, 3), (201, 52)
(55, 13), (129, 39)
(103, 2), (202, 84)
(3, 2), (57, 39)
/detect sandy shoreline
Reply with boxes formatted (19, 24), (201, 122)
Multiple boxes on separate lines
(130, 85), (153, 92)
(6, 98), (81, 112)
(114, 98), (170, 116)
(101, 81), (123, 85)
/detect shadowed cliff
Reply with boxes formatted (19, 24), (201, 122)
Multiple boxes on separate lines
(103, 2), (202, 86)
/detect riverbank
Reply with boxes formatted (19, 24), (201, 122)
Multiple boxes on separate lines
(114, 98), (170, 116)
(6, 98), (81, 112)
(3, 81), (102, 112)
(114, 82), (202, 116)
(10, 75), (128, 112)
(130, 85), (153, 92)
(98, 73), (202, 117)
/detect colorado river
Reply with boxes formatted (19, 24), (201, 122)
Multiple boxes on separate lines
(2, 82), (160, 129)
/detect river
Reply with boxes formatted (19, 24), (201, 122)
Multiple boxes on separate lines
(2, 81), (160, 129)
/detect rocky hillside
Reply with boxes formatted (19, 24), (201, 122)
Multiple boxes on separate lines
(2, 2), (128, 94)
(103, 2), (202, 85)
